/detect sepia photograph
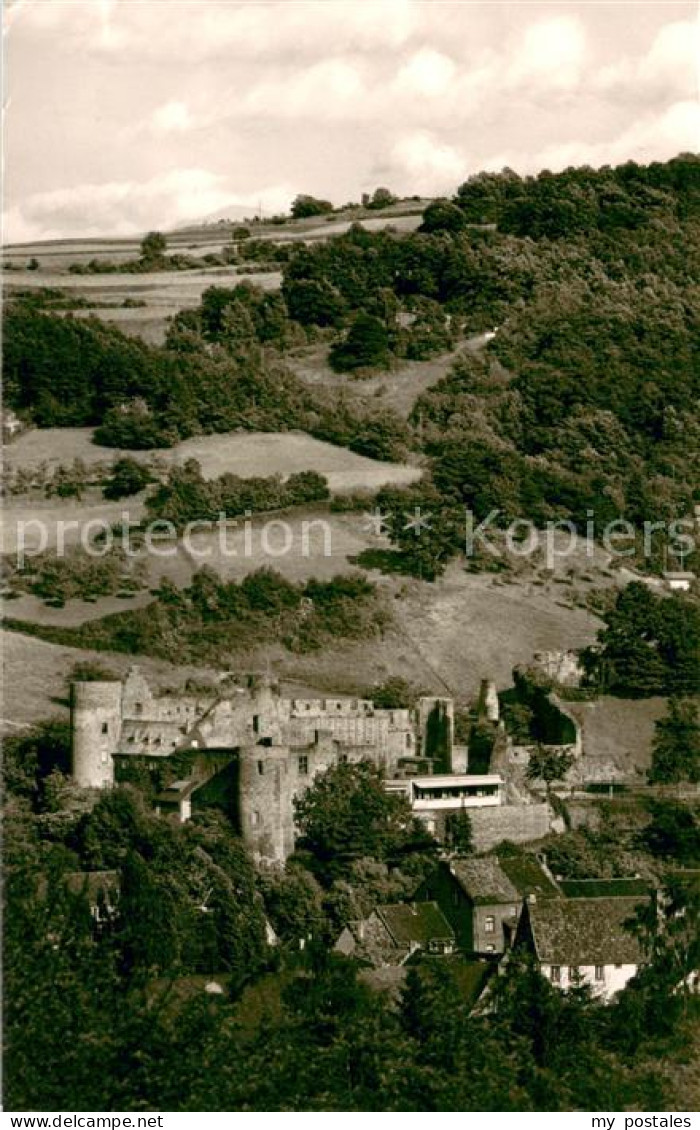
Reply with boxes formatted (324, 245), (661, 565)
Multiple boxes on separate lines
(2, 0), (699, 1117)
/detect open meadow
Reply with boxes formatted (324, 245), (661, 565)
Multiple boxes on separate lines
(2, 428), (422, 555)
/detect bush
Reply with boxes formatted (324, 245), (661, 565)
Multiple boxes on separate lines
(329, 313), (391, 373)
(103, 458), (154, 500)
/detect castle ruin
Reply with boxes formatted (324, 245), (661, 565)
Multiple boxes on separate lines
(71, 668), (457, 862)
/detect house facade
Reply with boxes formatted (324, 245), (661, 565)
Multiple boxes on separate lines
(416, 856), (561, 955)
(513, 894), (649, 1000)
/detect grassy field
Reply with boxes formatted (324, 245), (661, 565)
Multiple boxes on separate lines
(286, 332), (494, 418)
(2, 268), (282, 344)
(566, 695), (668, 779)
(3, 201), (427, 268)
(2, 559), (605, 723)
(5, 426), (421, 485)
(2, 429), (422, 557)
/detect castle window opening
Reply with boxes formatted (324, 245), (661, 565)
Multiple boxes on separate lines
(595, 966), (604, 981)
(253, 715), (260, 734)
(101, 722), (109, 734)
(134, 703), (143, 716)
(551, 966), (561, 983)
(257, 760), (264, 776)
(339, 753), (348, 764)
(485, 916), (495, 934)
(298, 755), (308, 776)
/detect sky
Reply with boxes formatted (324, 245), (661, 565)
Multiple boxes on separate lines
(4, 0), (699, 242)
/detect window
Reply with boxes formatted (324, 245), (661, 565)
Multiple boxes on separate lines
(405, 733), (412, 748)
(101, 722), (109, 734)
(568, 966), (579, 981)
(484, 916), (496, 934)
(339, 753), (348, 765)
(595, 965), (604, 981)
(253, 715), (260, 734)
(257, 760), (264, 776)
(298, 755), (308, 776)
(550, 966), (561, 983)
(134, 703), (143, 716)
(486, 944), (495, 953)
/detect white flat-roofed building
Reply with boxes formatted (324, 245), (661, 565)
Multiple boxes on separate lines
(386, 773), (503, 812)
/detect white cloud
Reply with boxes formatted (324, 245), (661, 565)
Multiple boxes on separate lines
(243, 58), (366, 121)
(3, 168), (295, 242)
(5, 2), (697, 239)
(481, 100), (700, 178)
(395, 48), (456, 97)
(509, 16), (587, 92)
(9, 0), (421, 62)
(390, 132), (465, 194)
(151, 100), (194, 133)
(594, 19), (699, 103)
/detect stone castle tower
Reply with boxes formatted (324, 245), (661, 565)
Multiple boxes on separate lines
(71, 679), (123, 789)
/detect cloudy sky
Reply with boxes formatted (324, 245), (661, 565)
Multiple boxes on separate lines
(4, 0), (699, 242)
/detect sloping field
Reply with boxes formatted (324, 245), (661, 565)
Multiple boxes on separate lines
(287, 332), (494, 418)
(3, 267), (282, 344)
(566, 695), (670, 779)
(2, 562), (605, 726)
(390, 564), (603, 698)
(5, 427), (420, 486)
(3, 508), (381, 627)
(0, 629), (224, 728)
(2, 429), (421, 556)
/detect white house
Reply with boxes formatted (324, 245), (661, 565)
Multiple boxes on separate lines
(513, 894), (649, 1001)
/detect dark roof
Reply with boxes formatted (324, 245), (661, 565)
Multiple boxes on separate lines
(525, 897), (648, 965)
(499, 855), (560, 899)
(559, 878), (651, 899)
(449, 858), (520, 905)
(155, 778), (198, 803)
(377, 902), (455, 946)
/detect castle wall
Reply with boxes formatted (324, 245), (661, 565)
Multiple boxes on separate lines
(418, 697), (454, 772)
(468, 803), (553, 852)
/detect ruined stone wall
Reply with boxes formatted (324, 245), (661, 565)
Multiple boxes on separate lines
(531, 650), (585, 687)
(469, 803), (553, 852)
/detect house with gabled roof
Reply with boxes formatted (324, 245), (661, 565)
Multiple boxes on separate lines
(513, 894), (649, 1000)
(334, 901), (455, 967)
(415, 855), (559, 955)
